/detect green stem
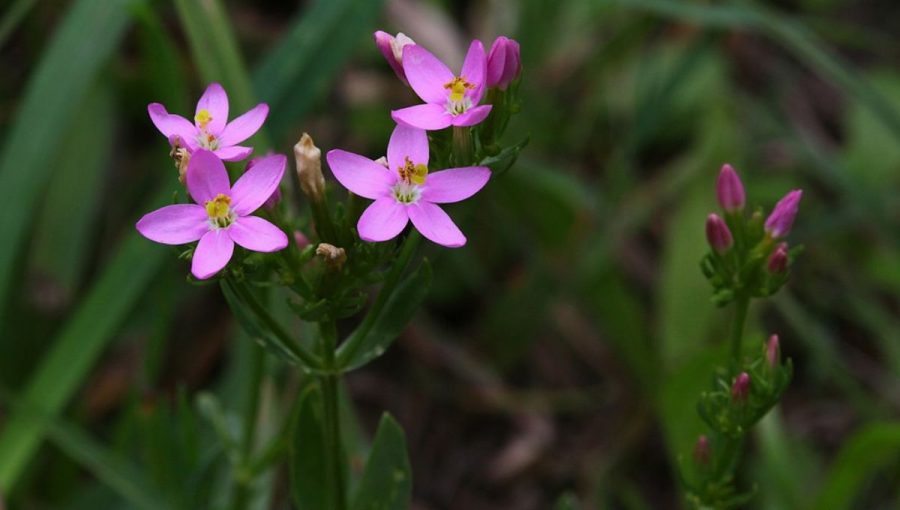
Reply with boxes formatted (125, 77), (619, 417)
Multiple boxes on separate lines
(335, 231), (421, 366)
(319, 320), (347, 510)
(227, 279), (322, 369)
(230, 346), (265, 510)
(730, 294), (750, 372)
(452, 125), (473, 165)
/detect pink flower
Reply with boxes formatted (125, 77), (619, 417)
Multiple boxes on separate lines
(391, 41), (493, 130)
(767, 242), (789, 274)
(486, 36), (521, 89)
(136, 150), (288, 279)
(374, 30), (416, 83)
(765, 190), (802, 238)
(148, 83), (269, 162)
(327, 124), (490, 247)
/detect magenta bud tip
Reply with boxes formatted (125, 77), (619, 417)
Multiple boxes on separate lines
(716, 163), (746, 212)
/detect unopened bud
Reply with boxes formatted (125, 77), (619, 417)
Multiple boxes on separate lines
(731, 372), (751, 403)
(293, 230), (310, 250)
(765, 189), (802, 238)
(486, 36), (522, 90)
(706, 213), (733, 254)
(767, 243), (789, 274)
(294, 133), (325, 203)
(316, 243), (346, 269)
(716, 164), (745, 212)
(169, 136), (191, 184)
(374, 31), (416, 83)
(263, 187), (281, 211)
(693, 435), (710, 465)
(766, 334), (780, 368)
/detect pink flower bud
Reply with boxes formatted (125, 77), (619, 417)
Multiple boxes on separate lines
(374, 30), (415, 83)
(716, 164), (745, 212)
(486, 36), (521, 89)
(767, 243), (789, 274)
(693, 435), (711, 465)
(731, 372), (750, 402)
(293, 231), (310, 250)
(706, 214), (733, 254)
(765, 190), (802, 238)
(766, 334), (780, 368)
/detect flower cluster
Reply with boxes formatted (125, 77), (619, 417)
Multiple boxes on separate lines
(702, 164), (803, 305)
(137, 84), (287, 279)
(327, 32), (523, 247)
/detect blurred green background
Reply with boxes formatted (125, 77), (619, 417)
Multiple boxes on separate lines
(1, 0), (899, 508)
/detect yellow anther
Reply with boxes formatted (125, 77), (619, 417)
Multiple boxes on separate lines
(398, 157), (428, 185)
(205, 194), (231, 220)
(444, 77), (475, 103)
(195, 108), (213, 129)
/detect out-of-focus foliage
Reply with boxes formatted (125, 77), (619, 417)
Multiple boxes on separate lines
(0, 0), (898, 508)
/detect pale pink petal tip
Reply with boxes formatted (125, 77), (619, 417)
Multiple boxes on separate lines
(191, 230), (235, 279)
(357, 198), (409, 242)
(408, 202), (466, 248)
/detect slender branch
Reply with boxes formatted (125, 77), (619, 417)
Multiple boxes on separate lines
(729, 294), (750, 373)
(227, 279), (322, 369)
(335, 231), (421, 367)
(318, 320), (347, 510)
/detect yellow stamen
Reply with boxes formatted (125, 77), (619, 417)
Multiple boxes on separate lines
(444, 77), (475, 103)
(398, 157), (428, 185)
(195, 108), (213, 129)
(205, 194), (231, 220)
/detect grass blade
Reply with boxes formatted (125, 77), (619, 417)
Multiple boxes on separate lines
(0, 0), (135, 325)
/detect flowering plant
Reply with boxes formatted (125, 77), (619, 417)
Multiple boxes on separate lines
(134, 32), (524, 509)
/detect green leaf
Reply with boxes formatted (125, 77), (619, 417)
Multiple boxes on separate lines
(350, 413), (412, 510)
(0, 0), (135, 325)
(289, 385), (328, 510)
(479, 136), (530, 175)
(338, 260), (433, 371)
(813, 422), (900, 509)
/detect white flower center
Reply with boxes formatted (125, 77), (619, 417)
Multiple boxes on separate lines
(392, 181), (422, 204)
(444, 76), (475, 116)
(206, 194), (236, 229)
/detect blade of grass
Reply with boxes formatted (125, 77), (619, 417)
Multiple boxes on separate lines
(611, 0), (900, 140)
(812, 422), (900, 509)
(0, 0), (136, 327)
(29, 83), (114, 296)
(0, 0), (38, 49)
(253, 0), (385, 136)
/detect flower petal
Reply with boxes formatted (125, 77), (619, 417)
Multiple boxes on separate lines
(407, 201), (466, 247)
(228, 216), (288, 252)
(196, 83), (229, 134)
(387, 124), (429, 171)
(402, 44), (454, 104)
(219, 103), (269, 146)
(391, 104), (452, 131)
(192, 230), (234, 279)
(213, 145), (254, 161)
(486, 38), (507, 88)
(451, 105), (492, 127)
(135, 204), (209, 245)
(460, 39), (487, 100)
(326, 149), (396, 199)
(230, 154), (286, 215)
(186, 149), (232, 205)
(148, 104), (197, 147)
(422, 166), (490, 203)
(357, 198), (409, 242)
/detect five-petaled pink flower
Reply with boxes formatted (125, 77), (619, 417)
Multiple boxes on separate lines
(148, 83), (269, 162)
(391, 41), (492, 131)
(327, 124), (490, 247)
(136, 150), (288, 279)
